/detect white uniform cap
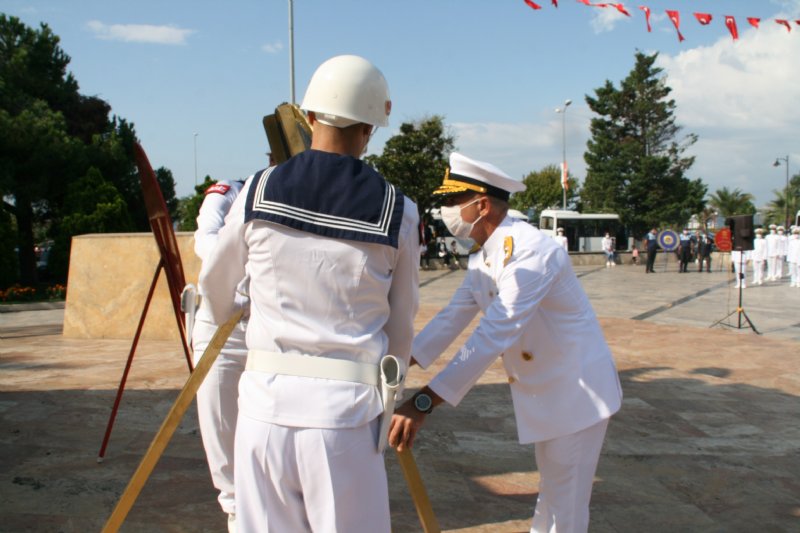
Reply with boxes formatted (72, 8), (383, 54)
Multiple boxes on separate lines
(778, 226), (785, 231)
(557, 227), (564, 233)
(769, 224), (777, 229)
(433, 152), (525, 202)
(792, 227), (800, 234)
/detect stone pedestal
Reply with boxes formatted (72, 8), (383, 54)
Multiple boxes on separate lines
(62, 233), (200, 341)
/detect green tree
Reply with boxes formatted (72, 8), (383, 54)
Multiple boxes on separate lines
(707, 186), (756, 218)
(510, 164), (580, 218)
(582, 51), (706, 236)
(764, 174), (799, 227)
(176, 176), (216, 231)
(364, 115), (456, 218)
(47, 167), (133, 279)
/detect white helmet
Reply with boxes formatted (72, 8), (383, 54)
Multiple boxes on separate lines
(301, 55), (391, 128)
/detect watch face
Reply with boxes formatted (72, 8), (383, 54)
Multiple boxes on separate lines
(414, 393), (433, 413)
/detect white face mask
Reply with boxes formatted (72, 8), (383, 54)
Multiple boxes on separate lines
(441, 198), (482, 240)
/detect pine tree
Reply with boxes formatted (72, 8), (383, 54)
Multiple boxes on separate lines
(582, 52), (706, 237)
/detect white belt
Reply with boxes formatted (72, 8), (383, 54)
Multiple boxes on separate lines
(246, 350), (406, 453)
(246, 350), (380, 386)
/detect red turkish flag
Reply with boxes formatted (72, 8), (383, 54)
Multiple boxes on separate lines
(776, 19), (792, 32)
(725, 16), (739, 40)
(523, 0), (542, 10)
(694, 13), (712, 25)
(747, 17), (761, 29)
(552, 0), (558, 6)
(666, 10), (685, 42)
(639, 5), (652, 33)
(611, 3), (631, 17)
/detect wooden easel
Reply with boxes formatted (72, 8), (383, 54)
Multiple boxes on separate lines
(97, 143), (193, 462)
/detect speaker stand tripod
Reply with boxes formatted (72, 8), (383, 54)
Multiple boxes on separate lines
(710, 250), (760, 334)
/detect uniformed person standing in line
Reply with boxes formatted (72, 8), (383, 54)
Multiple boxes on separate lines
(787, 226), (800, 287)
(645, 228), (658, 273)
(192, 178), (248, 533)
(776, 226), (788, 280)
(199, 55), (419, 533)
(765, 223), (780, 280)
(678, 228), (693, 273)
(389, 153), (622, 533)
(751, 228), (767, 285)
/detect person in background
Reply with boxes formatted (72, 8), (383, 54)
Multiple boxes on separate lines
(765, 224), (780, 281)
(601, 231), (615, 267)
(645, 228), (658, 273)
(553, 227), (568, 251)
(751, 228), (767, 285)
(390, 152), (622, 533)
(192, 178), (249, 533)
(696, 231), (713, 273)
(787, 226), (800, 288)
(678, 228), (694, 273)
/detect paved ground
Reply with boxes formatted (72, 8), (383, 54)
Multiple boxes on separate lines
(1, 258), (799, 532)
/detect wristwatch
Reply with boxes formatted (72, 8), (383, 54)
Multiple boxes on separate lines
(413, 392), (434, 414)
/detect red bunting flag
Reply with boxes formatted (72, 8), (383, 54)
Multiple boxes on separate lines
(552, 0), (558, 6)
(561, 162), (569, 190)
(639, 5), (652, 32)
(523, 0), (542, 10)
(694, 13), (712, 26)
(611, 3), (631, 17)
(775, 19), (792, 32)
(666, 10), (685, 42)
(747, 17), (760, 29)
(725, 16), (739, 41)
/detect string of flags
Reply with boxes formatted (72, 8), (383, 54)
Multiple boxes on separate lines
(522, 0), (800, 42)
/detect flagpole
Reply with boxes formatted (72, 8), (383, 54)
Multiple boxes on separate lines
(556, 99), (571, 210)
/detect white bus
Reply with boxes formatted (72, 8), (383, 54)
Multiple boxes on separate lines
(538, 209), (628, 252)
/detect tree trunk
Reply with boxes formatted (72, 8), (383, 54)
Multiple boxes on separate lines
(15, 197), (38, 286)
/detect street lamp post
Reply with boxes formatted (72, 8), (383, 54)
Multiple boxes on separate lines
(555, 99), (572, 210)
(773, 155), (789, 227)
(288, 0), (296, 104)
(193, 133), (199, 186)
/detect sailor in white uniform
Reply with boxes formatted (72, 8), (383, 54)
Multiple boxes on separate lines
(776, 226), (788, 279)
(787, 227), (800, 287)
(751, 228), (767, 286)
(199, 55), (418, 533)
(390, 153), (622, 533)
(765, 224), (780, 280)
(192, 179), (248, 532)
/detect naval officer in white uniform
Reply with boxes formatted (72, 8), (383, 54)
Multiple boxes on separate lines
(199, 55), (419, 532)
(390, 153), (622, 533)
(192, 179), (248, 533)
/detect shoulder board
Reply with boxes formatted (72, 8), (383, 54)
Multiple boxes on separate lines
(503, 236), (514, 266)
(205, 183), (231, 196)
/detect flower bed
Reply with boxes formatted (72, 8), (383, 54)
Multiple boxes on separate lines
(0, 284), (66, 303)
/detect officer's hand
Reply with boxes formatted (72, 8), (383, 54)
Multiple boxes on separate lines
(388, 401), (427, 452)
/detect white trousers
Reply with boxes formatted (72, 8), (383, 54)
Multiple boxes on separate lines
(234, 416), (390, 533)
(752, 260), (765, 285)
(790, 262), (799, 286)
(733, 259), (747, 287)
(767, 257), (778, 279)
(775, 257), (785, 278)
(193, 320), (248, 515)
(531, 418), (609, 533)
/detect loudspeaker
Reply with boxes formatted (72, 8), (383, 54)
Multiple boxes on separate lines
(726, 214), (754, 251)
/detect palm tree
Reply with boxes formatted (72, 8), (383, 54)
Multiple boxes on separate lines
(707, 187), (756, 217)
(764, 175), (800, 227)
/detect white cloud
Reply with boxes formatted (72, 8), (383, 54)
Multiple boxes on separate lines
(590, 6), (632, 34)
(86, 20), (195, 45)
(261, 42), (284, 54)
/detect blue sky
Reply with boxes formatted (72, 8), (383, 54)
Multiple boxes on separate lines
(3, 0), (799, 208)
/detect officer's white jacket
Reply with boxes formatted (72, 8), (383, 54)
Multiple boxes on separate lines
(413, 216), (622, 444)
(751, 237), (767, 262)
(766, 233), (780, 256)
(787, 236), (800, 263)
(199, 173), (420, 429)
